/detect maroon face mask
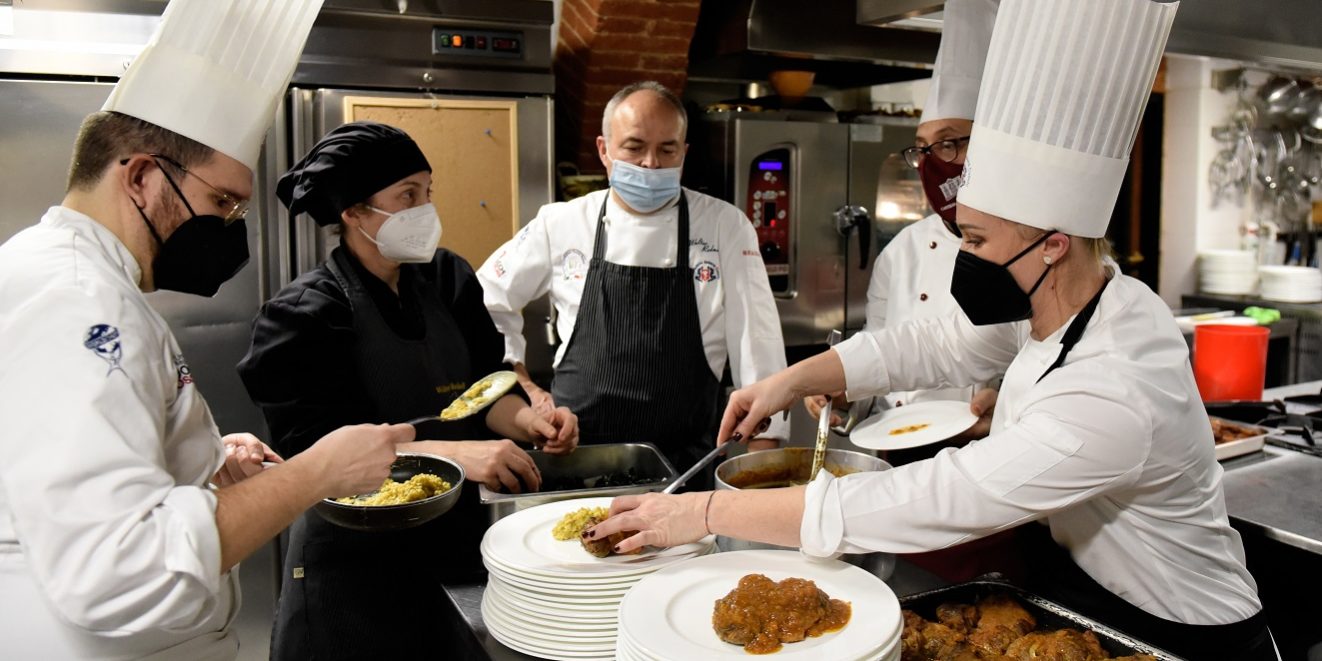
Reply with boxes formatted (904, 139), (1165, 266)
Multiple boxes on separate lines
(919, 154), (964, 235)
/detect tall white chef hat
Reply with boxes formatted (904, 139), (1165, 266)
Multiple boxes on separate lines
(102, 0), (324, 171)
(958, 0), (1178, 238)
(919, 0), (999, 124)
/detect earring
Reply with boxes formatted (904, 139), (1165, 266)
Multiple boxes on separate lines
(1044, 256), (1054, 265)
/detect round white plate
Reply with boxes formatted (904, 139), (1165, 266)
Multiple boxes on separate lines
(482, 593), (618, 644)
(483, 599), (616, 651)
(482, 497), (716, 578)
(618, 550), (901, 661)
(440, 370), (518, 420)
(489, 577), (628, 605)
(484, 620), (615, 661)
(483, 563), (635, 596)
(484, 588), (619, 633)
(849, 400), (979, 451)
(480, 543), (668, 586)
(486, 580), (620, 621)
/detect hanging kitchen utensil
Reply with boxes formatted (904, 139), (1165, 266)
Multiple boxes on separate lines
(809, 330), (844, 481)
(661, 417), (772, 494)
(405, 370), (518, 429)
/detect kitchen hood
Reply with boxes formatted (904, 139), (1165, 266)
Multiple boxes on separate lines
(687, 0), (941, 88)
(858, 0), (1322, 73)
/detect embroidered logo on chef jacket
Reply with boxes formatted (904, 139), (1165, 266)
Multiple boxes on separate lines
(562, 249), (588, 281)
(173, 353), (194, 390)
(694, 261), (720, 283)
(83, 324), (124, 376)
(492, 250), (507, 278)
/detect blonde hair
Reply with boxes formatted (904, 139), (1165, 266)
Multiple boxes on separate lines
(1013, 224), (1113, 265)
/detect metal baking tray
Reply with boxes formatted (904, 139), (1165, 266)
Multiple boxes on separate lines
(898, 578), (1181, 660)
(1210, 416), (1269, 461)
(477, 443), (675, 522)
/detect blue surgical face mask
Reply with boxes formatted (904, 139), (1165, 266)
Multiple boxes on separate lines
(608, 158), (682, 213)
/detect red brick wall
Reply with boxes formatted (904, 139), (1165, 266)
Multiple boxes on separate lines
(555, 0), (702, 172)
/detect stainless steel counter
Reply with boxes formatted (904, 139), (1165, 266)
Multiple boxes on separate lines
(1221, 381), (1322, 555)
(439, 558), (948, 661)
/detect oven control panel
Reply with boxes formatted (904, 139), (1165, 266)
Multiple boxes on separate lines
(746, 149), (791, 292)
(432, 28), (523, 59)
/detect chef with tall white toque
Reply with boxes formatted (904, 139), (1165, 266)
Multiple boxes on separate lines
(588, 2), (1278, 658)
(478, 81), (788, 487)
(0, 1), (412, 659)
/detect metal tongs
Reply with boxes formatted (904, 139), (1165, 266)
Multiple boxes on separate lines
(662, 417), (772, 494)
(809, 330), (844, 481)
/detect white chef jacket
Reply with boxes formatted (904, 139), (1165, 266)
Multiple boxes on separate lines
(478, 188), (789, 440)
(866, 214), (976, 409)
(0, 207), (239, 660)
(803, 274), (1262, 625)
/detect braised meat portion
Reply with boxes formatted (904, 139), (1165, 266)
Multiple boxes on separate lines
(901, 594), (1155, 661)
(577, 514), (642, 558)
(1004, 630), (1105, 660)
(712, 574), (851, 654)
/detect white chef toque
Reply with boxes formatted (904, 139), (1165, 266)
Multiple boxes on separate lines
(101, 0), (325, 170)
(919, 0), (999, 124)
(957, 0), (1178, 238)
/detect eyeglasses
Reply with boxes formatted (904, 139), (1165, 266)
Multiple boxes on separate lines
(119, 153), (249, 223)
(901, 136), (971, 170)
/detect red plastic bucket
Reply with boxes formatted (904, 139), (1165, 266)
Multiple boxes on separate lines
(1193, 324), (1269, 401)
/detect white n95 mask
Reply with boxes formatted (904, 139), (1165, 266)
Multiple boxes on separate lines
(358, 202), (442, 263)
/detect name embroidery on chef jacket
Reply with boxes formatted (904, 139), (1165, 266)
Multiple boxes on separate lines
(83, 323), (124, 376)
(694, 261), (720, 283)
(173, 353), (194, 391)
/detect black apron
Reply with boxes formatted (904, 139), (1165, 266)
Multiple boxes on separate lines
(1023, 279), (1277, 660)
(271, 248), (489, 661)
(552, 193), (722, 490)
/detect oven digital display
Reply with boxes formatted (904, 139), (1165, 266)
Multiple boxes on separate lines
(746, 148), (791, 291)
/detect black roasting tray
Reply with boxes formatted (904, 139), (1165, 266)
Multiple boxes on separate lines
(898, 578), (1182, 660)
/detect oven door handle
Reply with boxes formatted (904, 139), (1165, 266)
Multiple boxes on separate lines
(834, 205), (872, 270)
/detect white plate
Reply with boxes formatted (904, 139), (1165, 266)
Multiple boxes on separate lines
(618, 550), (901, 661)
(483, 563), (635, 596)
(483, 599), (616, 652)
(849, 400), (979, 451)
(440, 370), (518, 420)
(486, 580), (621, 621)
(482, 592), (619, 643)
(482, 497), (716, 578)
(485, 588), (620, 633)
(480, 542), (674, 586)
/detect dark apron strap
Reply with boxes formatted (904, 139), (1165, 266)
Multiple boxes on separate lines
(1036, 277), (1108, 383)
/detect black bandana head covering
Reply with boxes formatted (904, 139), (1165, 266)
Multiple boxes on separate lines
(276, 121), (431, 226)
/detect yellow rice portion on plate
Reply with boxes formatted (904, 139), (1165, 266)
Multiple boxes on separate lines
(552, 506), (610, 540)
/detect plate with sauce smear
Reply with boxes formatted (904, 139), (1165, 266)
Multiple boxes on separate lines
(849, 400), (979, 451)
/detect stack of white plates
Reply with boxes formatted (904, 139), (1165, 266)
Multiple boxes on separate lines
(479, 497), (716, 660)
(617, 550), (902, 661)
(1259, 265), (1322, 302)
(1198, 250), (1258, 295)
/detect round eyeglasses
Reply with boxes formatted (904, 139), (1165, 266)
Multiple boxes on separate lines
(901, 136), (971, 170)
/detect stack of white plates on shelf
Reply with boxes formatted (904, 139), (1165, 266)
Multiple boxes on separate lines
(479, 497), (716, 661)
(1198, 250), (1259, 295)
(617, 550), (903, 661)
(1258, 265), (1322, 303)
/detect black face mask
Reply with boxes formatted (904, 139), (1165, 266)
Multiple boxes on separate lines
(134, 167), (249, 297)
(950, 232), (1052, 325)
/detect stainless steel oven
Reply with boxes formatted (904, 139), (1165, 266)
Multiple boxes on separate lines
(692, 113), (920, 347)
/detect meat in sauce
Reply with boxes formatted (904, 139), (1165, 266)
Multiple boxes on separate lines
(712, 574), (851, 654)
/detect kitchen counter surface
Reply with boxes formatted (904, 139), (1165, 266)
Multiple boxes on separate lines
(440, 556), (948, 661)
(1220, 381), (1322, 555)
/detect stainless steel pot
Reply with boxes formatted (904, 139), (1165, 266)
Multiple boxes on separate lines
(714, 447), (894, 577)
